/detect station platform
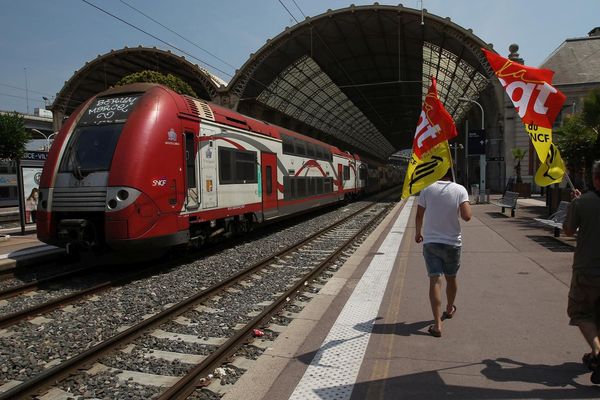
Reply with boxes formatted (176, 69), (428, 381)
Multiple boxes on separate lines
(224, 195), (600, 399)
(1, 196), (598, 398)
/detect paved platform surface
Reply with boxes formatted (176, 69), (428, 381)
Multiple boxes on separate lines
(225, 195), (600, 399)
(2, 196), (598, 398)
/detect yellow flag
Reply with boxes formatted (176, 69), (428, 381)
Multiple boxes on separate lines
(525, 123), (553, 163)
(402, 142), (453, 199)
(534, 142), (565, 186)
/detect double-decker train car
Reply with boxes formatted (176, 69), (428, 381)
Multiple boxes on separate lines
(36, 83), (398, 253)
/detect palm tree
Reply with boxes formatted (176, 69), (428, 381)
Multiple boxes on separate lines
(511, 148), (527, 183)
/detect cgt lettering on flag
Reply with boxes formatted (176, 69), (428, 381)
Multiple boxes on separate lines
(482, 48), (566, 163)
(412, 110), (442, 159)
(401, 76), (457, 199)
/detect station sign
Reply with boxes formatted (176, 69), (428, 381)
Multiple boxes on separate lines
(17, 151), (48, 234)
(468, 129), (486, 155)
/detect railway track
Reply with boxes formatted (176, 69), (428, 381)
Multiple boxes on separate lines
(0, 190), (403, 399)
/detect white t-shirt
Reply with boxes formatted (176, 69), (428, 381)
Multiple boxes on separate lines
(417, 180), (469, 246)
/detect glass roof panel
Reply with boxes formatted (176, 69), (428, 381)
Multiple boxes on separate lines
(422, 41), (489, 123)
(257, 55), (395, 159)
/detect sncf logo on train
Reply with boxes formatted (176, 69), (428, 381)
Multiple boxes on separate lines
(80, 95), (141, 126)
(152, 177), (168, 187)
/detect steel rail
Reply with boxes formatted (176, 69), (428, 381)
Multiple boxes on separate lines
(0, 265), (93, 300)
(0, 193), (396, 400)
(159, 194), (405, 399)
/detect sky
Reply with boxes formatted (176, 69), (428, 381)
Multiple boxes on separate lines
(1, 0), (599, 115)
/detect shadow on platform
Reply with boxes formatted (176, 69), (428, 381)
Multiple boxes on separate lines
(330, 357), (599, 399)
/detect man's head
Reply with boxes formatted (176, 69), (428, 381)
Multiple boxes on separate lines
(593, 160), (600, 190)
(441, 168), (453, 181)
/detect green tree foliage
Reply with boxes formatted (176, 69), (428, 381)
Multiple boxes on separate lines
(582, 88), (600, 136)
(0, 112), (30, 160)
(116, 70), (197, 97)
(510, 147), (527, 183)
(555, 89), (600, 188)
(556, 114), (596, 165)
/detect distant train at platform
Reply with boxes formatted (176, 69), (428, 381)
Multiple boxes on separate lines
(36, 83), (401, 253)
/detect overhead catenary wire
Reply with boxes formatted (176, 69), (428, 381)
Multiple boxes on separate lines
(118, 0), (238, 72)
(77, 0), (391, 158)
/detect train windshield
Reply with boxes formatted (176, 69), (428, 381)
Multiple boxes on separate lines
(59, 124), (124, 176)
(59, 93), (141, 178)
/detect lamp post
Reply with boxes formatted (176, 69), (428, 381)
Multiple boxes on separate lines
(458, 97), (485, 192)
(449, 143), (464, 182)
(31, 129), (56, 151)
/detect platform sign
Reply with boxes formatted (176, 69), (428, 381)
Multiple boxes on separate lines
(468, 129), (486, 155)
(17, 151), (47, 234)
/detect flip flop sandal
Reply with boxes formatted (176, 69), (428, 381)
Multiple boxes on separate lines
(583, 353), (599, 371)
(428, 325), (442, 338)
(441, 305), (457, 321)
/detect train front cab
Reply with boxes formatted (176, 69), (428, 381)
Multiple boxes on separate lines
(37, 84), (190, 253)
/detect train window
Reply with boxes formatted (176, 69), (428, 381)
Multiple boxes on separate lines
(359, 166), (367, 180)
(325, 149), (332, 162)
(219, 149), (233, 183)
(316, 178), (324, 194)
(265, 166), (272, 195)
(324, 177), (333, 193)
(306, 143), (316, 158)
(314, 147), (323, 160)
(184, 132), (196, 189)
(291, 178), (297, 199)
(282, 134), (294, 154)
(343, 166), (350, 180)
(59, 124), (124, 175)
(79, 94), (141, 126)
(297, 177), (307, 197)
(218, 147), (257, 184)
(295, 140), (306, 156)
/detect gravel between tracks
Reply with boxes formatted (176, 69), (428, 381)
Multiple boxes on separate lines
(0, 201), (375, 383)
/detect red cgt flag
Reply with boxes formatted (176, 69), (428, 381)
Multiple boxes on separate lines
(411, 77), (457, 159)
(481, 48), (566, 162)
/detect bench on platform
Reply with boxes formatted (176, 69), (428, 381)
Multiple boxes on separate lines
(491, 191), (519, 217)
(534, 201), (570, 237)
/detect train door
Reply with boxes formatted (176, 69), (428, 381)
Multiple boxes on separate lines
(200, 139), (218, 209)
(337, 163), (344, 197)
(261, 152), (278, 219)
(184, 132), (199, 210)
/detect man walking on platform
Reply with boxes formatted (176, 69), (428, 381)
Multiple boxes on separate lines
(563, 160), (600, 384)
(414, 169), (471, 337)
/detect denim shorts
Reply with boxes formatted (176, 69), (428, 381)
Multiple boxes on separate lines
(423, 243), (462, 277)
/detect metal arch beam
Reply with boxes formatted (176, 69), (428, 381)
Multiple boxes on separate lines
(52, 47), (223, 119)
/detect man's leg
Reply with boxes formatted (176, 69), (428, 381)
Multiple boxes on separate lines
(445, 275), (457, 315)
(429, 276), (443, 332)
(579, 321), (600, 356)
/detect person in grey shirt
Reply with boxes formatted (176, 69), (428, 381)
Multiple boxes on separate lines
(563, 160), (600, 384)
(415, 169), (471, 338)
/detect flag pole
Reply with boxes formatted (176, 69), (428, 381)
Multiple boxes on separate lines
(564, 172), (575, 191)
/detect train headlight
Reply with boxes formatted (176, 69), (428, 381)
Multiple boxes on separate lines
(116, 190), (129, 201)
(106, 187), (141, 212)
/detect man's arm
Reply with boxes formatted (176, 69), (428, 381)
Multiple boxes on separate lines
(459, 201), (472, 222)
(563, 189), (580, 237)
(415, 205), (425, 243)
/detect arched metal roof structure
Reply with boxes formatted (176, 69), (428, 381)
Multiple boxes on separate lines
(52, 46), (224, 118)
(228, 4), (495, 160)
(51, 5), (499, 161)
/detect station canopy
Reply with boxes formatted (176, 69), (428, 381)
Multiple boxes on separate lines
(52, 47), (225, 118)
(53, 5), (495, 161)
(229, 4), (494, 160)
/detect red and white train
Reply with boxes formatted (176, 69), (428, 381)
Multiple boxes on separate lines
(37, 83), (401, 253)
